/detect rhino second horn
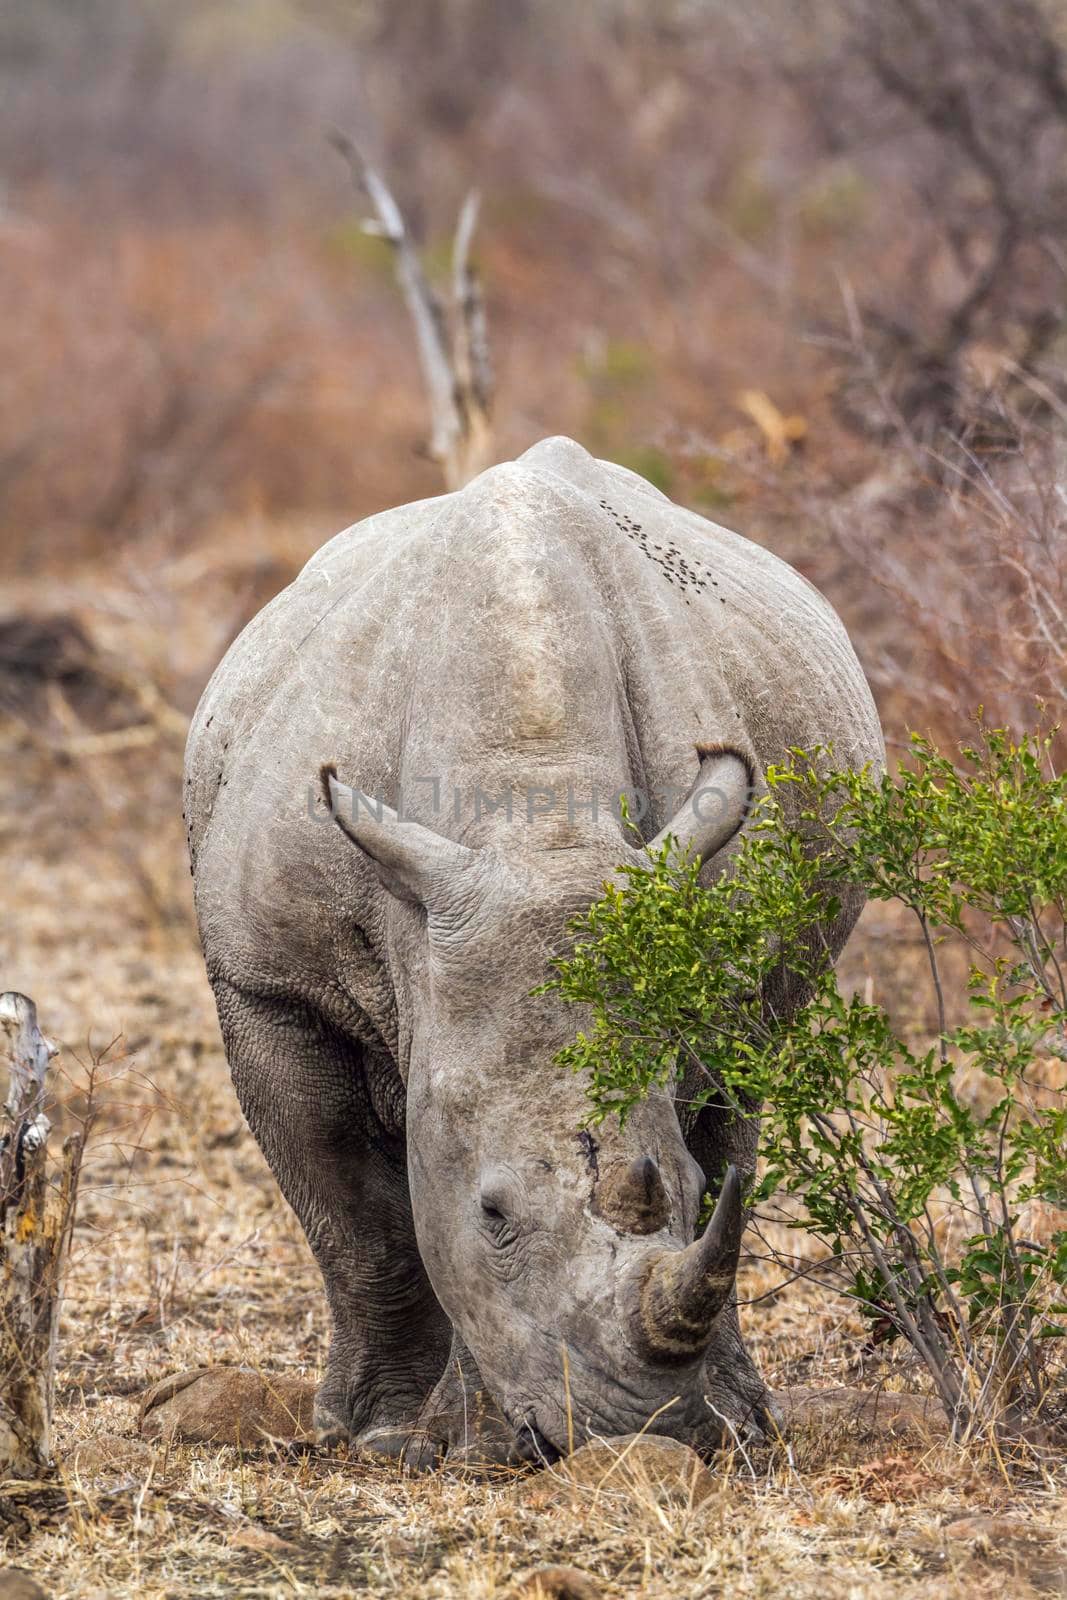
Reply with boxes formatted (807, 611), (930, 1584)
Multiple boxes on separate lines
(593, 1155), (670, 1235)
(631, 1165), (743, 1364)
(647, 749), (753, 868)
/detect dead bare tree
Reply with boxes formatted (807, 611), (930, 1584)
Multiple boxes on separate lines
(0, 994), (82, 1479)
(771, 0), (1067, 448)
(330, 131), (494, 490)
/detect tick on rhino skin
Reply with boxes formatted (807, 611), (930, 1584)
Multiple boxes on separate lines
(605, 501), (722, 601)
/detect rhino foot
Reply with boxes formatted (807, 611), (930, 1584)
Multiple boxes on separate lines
(312, 1381), (426, 1457)
(311, 1403), (445, 1466)
(400, 1410), (518, 1473)
(693, 1314), (782, 1456)
(310, 1336), (524, 1473)
(400, 1385), (520, 1474)
(397, 1333), (528, 1474)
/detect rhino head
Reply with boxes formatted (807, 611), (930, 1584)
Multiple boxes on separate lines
(320, 753), (760, 1460)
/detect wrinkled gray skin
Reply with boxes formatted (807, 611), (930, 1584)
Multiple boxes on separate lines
(185, 437), (883, 1469)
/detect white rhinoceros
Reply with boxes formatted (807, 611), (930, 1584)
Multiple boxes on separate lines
(184, 436), (883, 1467)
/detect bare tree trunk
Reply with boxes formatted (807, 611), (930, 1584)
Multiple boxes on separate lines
(0, 993), (81, 1478)
(450, 189), (494, 486)
(330, 132), (494, 490)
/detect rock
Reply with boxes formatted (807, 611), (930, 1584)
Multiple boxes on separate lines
(139, 1367), (315, 1446)
(510, 1566), (601, 1599)
(938, 1513), (1067, 1595)
(820, 1450), (942, 1503)
(518, 1433), (714, 1513)
(0, 1571), (47, 1600)
(228, 1523), (299, 1555)
(63, 1432), (156, 1479)
(778, 1386), (948, 1440)
(942, 1514), (1056, 1545)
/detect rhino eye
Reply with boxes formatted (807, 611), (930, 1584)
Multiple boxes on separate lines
(478, 1176), (518, 1242)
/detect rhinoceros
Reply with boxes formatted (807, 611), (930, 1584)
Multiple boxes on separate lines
(184, 436), (883, 1468)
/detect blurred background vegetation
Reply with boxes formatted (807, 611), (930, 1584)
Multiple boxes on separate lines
(2, 0), (1067, 942)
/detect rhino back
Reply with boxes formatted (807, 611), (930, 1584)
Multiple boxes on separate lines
(185, 436), (881, 1020)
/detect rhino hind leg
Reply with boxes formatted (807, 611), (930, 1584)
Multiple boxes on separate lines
(697, 1304), (782, 1450)
(210, 976), (450, 1446)
(686, 890), (869, 1450)
(682, 1088), (779, 1447)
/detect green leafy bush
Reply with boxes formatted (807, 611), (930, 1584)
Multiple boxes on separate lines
(542, 726), (1067, 1443)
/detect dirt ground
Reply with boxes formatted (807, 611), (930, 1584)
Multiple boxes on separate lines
(2, 542), (1065, 1600)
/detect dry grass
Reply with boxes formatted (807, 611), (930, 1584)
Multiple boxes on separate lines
(1, 549), (1064, 1599)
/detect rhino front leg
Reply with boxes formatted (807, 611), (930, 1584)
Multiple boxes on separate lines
(210, 977), (450, 1449)
(399, 1331), (533, 1473)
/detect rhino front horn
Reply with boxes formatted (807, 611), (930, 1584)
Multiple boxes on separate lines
(630, 1165), (743, 1364)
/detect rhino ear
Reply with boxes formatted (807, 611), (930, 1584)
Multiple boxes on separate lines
(647, 747), (754, 867)
(320, 765), (475, 905)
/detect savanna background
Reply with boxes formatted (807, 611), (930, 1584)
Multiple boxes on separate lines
(1, 2), (1065, 1596)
